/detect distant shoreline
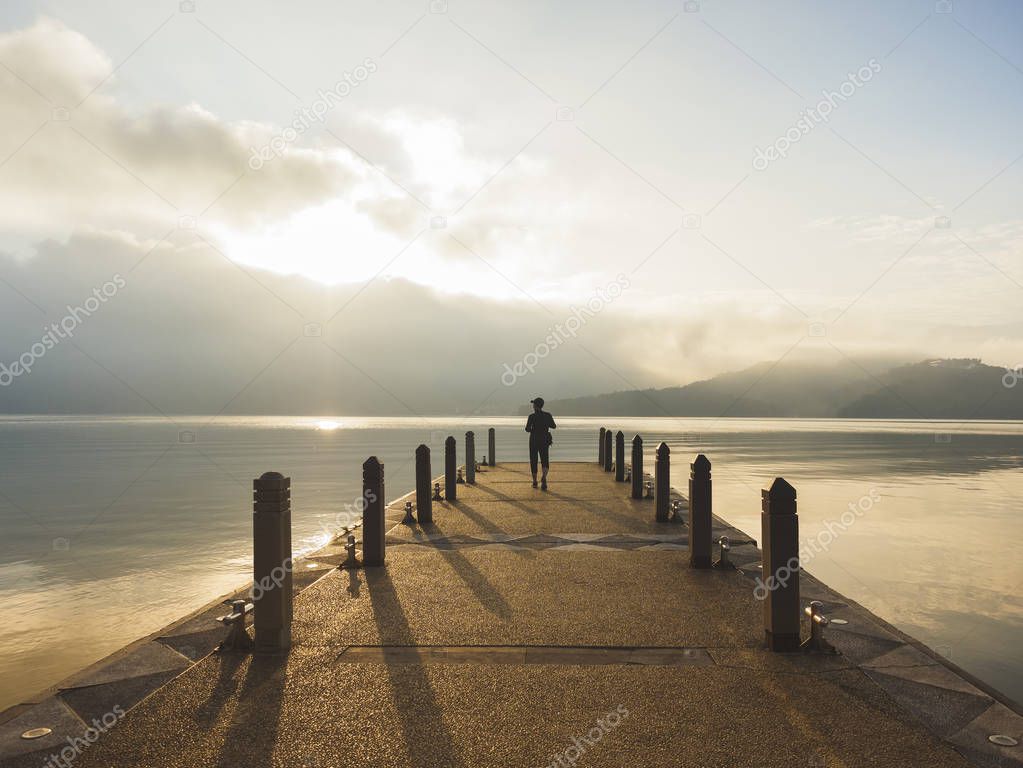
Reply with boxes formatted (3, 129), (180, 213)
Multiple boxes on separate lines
(3, 414), (1023, 421)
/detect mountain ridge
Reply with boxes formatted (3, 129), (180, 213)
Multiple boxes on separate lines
(524, 359), (1023, 419)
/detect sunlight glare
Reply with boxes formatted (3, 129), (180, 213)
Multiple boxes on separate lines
(212, 198), (404, 285)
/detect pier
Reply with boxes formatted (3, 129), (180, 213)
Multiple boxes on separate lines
(3, 434), (1021, 768)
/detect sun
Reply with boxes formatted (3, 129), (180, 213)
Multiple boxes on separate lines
(211, 198), (407, 285)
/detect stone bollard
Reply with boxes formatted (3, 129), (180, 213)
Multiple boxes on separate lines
(631, 435), (644, 499)
(598, 427), (606, 466)
(415, 444), (432, 525)
(762, 478), (800, 652)
(488, 428), (496, 467)
(465, 431), (476, 485)
(362, 457), (386, 567)
(655, 442), (670, 522)
(445, 436), (457, 500)
(252, 472), (293, 653)
(603, 429), (613, 472)
(688, 455), (712, 569)
(615, 431), (625, 482)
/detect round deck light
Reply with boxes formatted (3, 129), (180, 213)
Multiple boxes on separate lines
(989, 735), (1019, 747)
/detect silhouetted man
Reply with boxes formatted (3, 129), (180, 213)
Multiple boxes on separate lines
(525, 397), (556, 490)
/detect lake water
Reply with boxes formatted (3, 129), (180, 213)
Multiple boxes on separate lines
(1, 416), (1021, 712)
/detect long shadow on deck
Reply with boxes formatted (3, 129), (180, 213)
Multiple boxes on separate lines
(366, 567), (465, 768)
(470, 483), (544, 516)
(425, 522), (513, 619)
(214, 652), (289, 768)
(194, 651), (246, 729)
(543, 490), (661, 528)
(428, 501), (537, 560)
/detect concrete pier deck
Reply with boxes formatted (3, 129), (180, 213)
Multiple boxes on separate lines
(7, 462), (1021, 767)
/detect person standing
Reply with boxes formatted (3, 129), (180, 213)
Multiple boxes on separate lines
(525, 397), (556, 490)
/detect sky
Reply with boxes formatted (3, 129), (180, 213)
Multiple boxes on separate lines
(0, 0), (1021, 414)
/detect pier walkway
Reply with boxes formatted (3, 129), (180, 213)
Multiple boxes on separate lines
(10, 462), (1019, 767)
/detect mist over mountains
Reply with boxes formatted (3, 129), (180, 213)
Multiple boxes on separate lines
(2, 233), (1020, 419)
(532, 359), (1023, 420)
(0, 232), (673, 416)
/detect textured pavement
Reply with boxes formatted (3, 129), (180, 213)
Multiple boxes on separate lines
(14, 462), (991, 767)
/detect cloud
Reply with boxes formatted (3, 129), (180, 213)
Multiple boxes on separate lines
(808, 213), (1023, 257)
(0, 18), (585, 290)
(0, 17), (109, 105)
(0, 17), (369, 241)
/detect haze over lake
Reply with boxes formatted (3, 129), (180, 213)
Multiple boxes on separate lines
(1, 415), (1020, 712)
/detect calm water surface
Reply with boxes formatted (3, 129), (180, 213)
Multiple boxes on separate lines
(1, 416), (1020, 711)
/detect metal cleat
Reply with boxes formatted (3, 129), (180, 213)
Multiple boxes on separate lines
(217, 599), (254, 651)
(402, 501), (416, 525)
(340, 533), (361, 569)
(800, 600), (838, 654)
(713, 536), (735, 569)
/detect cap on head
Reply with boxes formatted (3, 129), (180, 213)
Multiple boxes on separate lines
(530, 397), (544, 408)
